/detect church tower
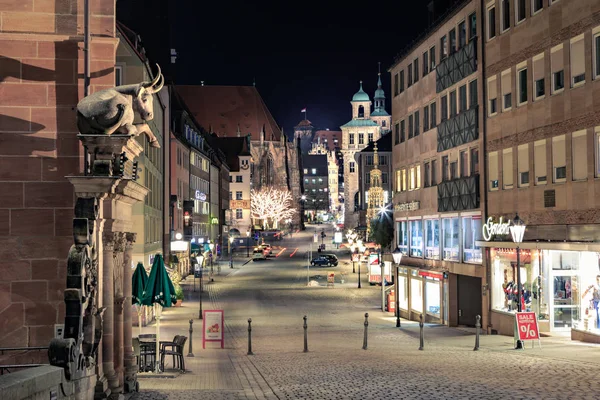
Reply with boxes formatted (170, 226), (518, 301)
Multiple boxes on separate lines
(370, 66), (391, 134)
(366, 142), (384, 239)
(294, 119), (314, 154)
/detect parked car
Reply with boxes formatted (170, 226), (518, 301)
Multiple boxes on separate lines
(310, 255), (337, 267)
(252, 248), (267, 261)
(261, 243), (273, 255)
(321, 254), (338, 266)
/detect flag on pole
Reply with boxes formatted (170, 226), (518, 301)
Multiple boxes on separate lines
(301, 108), (307, 113)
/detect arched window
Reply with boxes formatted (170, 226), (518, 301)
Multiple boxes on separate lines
(358, 105), (365, 118)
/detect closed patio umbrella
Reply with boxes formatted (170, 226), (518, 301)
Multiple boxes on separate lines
(140, 254), (177, 372)
(132, 262), (148, 336)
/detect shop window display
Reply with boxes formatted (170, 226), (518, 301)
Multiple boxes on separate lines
(426, 279), (441, 317)
(410, 220), (423, 258)
(411, 276), (423, 313)
(397, 221), (408, 255)
(442, 218), (460, 261)
(424, 219), (440, 260)
(398, 270), (409, 310)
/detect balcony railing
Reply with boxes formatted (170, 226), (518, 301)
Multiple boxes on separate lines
(437, 174), (480, 212)
(437, 106), (479, 152)
(436, 37), (477, 93)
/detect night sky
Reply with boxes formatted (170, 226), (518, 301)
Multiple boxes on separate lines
(118, 0), (435, 135)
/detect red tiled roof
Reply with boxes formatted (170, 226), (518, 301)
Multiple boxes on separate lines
(314, 130), (342, 151)
(295, 119), (313, 128)
(176, 85), (282, 141)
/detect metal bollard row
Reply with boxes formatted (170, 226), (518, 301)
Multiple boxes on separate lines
(303, 315), (309, 353)
(247, 318), (253, 355)
(418, 314), (424, 351)
(187, 319), (194, 357)
(362, 313), (369, 350)
(474, 315), (481, 351)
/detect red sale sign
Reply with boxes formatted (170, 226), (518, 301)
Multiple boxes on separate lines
(515, 312), (540, 340)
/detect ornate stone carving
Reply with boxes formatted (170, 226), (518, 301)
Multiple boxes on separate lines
(76, 64), (164, 148)
(49, 197), (104, 380)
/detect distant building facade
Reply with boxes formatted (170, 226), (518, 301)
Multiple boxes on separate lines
(302, 154), (330, 221)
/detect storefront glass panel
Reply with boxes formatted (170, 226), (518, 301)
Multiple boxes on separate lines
(411, 278), (423, 313)
(442, 217), (459, 261)
(398, 274), (408, 310)
(425, 279), (441, 317)
(425, 219), (440, 260)
(410, 220), (423, 258)
(397, 221), (408, 255)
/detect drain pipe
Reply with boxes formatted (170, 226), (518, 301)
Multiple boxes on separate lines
(83, 0), (91, 97)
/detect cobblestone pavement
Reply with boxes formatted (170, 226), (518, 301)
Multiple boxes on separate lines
(133, 225), (600, 400)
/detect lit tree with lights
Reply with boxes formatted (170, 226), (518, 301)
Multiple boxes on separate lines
(251, 187), (296, 229)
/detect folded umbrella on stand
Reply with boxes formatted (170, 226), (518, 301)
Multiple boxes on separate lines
(132, 262), (148, 337)
(140, 254), (177, 373)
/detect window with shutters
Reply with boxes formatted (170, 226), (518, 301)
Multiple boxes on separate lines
(551, 44), (564, 93)
(534, 139), (547, 185)
(487, 76), (498, 116)
(533, 53), (545, 100)
(552, 135), (566, 183)
(570, 34), (585, 87)
(572, 130), (587, 181)
(501, 69), (512, 110)
(518, 144), (529, 187)
(489, 151), (499, 190)
(503, 148), (514, 189)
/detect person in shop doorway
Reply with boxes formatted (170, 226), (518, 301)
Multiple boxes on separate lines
(582, 275), (600, 330)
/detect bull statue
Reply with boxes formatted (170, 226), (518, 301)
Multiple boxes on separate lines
(76, 64), (164, 148)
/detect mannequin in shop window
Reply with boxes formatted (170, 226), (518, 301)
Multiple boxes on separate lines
(504, 262), (532, 312)
(582, 275), (600, 330)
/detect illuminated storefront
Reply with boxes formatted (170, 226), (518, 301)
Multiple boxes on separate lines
(396, 267), (446, 324)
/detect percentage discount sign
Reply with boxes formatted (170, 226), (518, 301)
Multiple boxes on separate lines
(516, 312), (539, 340)
(519, 324), (535, 338)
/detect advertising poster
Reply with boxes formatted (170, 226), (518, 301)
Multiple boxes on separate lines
(202, 310), (224, 349)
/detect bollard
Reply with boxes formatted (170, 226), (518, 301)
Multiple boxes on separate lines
(187, 319), (194, 357)
(247, 318), (253, 355)
(303, 316), (308, 353)
(362, 313), (369, 350)
(418, 314), (424, 351)
(473, 315), (481, 351)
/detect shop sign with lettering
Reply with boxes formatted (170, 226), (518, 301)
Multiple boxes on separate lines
(195, 190), (207, 201)
(394, 201), (420, 212)
(482, 217), (511, 241)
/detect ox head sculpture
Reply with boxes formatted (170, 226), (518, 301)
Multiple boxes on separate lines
(133, 64), (164, 121)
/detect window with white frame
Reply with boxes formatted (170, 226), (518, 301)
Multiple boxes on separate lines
(402, 168), (407, 191)
(349, 162), (355, 173)
(442, 217), (459, 262)
(236, 209), (243, 219)
(594, 28), (600, 80)
(487, 3), (496, 40)
(416, 164), (421, 189)
(462, 216), (482, 264)
(518, 144), (530, 187)
(489, 151), (499, 190)
(572, 130), (587, 181)
(409, 166), (416, 190)
(501, 69), (512, 110)
(424, 219), (440, 260)
(397, 220), (408, 255)
(551, 44), (564, 93)
(487, 76), (498, 115)
(533, 53), (545, 100)
(534, 139), (547, 185)
(516, 0), (526, 24)
(570, 34), (585, 87)
(517, 63), (528, 105)
(502, 148), (514, 189)
(532, 0), (543, 14)
(410, 219), (423, 258)
(115, 65), (123, 86)
(501, 0), (510, 32)
(236, 191), (243, 200)
(552, 135), (566, 183)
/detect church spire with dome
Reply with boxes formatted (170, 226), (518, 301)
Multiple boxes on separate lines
(372, 63), (389, 117)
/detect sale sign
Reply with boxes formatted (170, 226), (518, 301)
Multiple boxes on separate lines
(202, 310), (224, 349)
(515, 312), (540, 341)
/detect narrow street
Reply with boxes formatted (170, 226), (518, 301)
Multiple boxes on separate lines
(134, 225), (600, 400)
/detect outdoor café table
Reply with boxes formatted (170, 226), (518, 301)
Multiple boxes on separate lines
(138, 337), (156, 372)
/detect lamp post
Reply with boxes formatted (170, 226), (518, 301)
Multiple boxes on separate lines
(349, 243), (356, 273)
(208, 241), (214, 281)
(229, 236), (234, 268)
(246, 230), (250, 258)
(357, 240), (366, 289)
(510, 213), (526, 349)
(392, 248), (403, 328)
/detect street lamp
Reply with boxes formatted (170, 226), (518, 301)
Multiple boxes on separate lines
(246, 230), (250, 258)
(350, 243), (356, 273)
(510, 213), (526, 349)
(357, 240), (366, 289)
(392, 247), (403, 328)
(229, 236), (234, 268)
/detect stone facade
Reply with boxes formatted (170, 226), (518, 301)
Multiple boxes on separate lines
(0, 0), (117, 363)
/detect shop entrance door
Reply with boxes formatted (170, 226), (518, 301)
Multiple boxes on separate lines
(457, 275), (482, 326)
(550, 271), (579, 331)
